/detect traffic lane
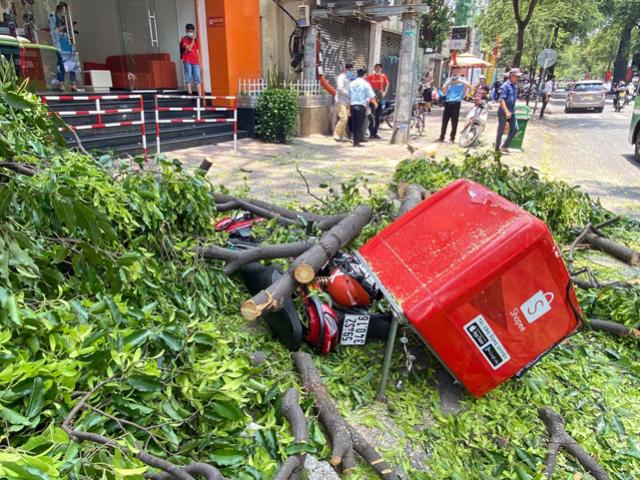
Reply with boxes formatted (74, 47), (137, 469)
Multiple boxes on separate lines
(537, 97), (639, 217)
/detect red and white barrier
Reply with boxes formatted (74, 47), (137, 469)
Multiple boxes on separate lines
(154, 94), (238, 154)
(42, 94), (147, 158)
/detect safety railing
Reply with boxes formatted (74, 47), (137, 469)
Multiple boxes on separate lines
(238, 79), (326, 97)
(154, 95), (238, 154)
(41, 94), (147, 157)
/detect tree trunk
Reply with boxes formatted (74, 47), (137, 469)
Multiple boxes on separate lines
(613, 22), (633, 84)
(512, 23), (526, 68)
(548, 25), (560, 78)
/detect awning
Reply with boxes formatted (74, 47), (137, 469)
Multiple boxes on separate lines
(452, 52), (492, 68)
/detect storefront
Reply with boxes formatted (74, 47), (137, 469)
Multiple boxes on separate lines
(0, 0), (260, 94)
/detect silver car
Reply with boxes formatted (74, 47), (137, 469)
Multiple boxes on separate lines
(565, 81), (606, 113)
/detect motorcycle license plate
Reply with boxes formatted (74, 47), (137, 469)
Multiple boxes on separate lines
(340, 314), (371, 346)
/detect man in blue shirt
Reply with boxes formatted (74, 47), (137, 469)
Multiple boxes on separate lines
(438, 68), (471, 142)
(349, 67), (378, 147)
(495, 67), (523, 153)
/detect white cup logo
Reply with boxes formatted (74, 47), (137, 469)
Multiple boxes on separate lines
(520, 290), (554, 324)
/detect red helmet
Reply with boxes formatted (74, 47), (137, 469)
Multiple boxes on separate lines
(304, 297), (341, 355)
(325, 269), (372, 308)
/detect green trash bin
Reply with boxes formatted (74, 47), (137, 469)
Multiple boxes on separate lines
(508, 104), (530, 151)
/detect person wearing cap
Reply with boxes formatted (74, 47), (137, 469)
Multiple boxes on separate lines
(438, 67), (471, 143)
(348, 67), (378, 147)
(334, 63), (354, 142)
(495, 67), (523, 153)
(366, 63), (389, 139)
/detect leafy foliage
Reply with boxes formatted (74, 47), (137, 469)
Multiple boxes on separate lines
(255, 87), (299, 144)
(1, 70), (639, 480)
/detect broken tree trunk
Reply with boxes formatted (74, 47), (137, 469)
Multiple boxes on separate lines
(397, 183), (429, 217)
(292, 205), (373, 284)
(538, 407), (609, 480)
(589, 319), (640, 339)
(292, 352), (399, 479)
(241, 205), (372, 320)
(582, 232), (640, 266)
(200, 239), (316, 275)
(273, 388), (309, 480)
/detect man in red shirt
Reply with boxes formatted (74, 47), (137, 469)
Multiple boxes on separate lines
(366, 63), (390, 139)
(180, 23), (203, 97)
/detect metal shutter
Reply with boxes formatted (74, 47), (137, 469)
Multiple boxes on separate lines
(380, 30), (401, 98)
(318, 18), (371, 84)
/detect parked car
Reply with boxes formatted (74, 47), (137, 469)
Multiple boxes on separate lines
(630, 94), (640, 162)
(565, 80), (607, 113)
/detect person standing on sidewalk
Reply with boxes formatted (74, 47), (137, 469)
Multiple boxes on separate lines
(349, 67), (378, 148)
(495, 67), (523, 153)
(539, 75), (554, 118)
(334, 63), (354, 142)
(438, 68), (471, 143)
(366, 63), (389, 139)
(180, 24), (203, 97)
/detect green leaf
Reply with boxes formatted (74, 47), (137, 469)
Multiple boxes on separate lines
(284, 442), (314, 455)
(123, 329), (152, 349)
(158, 331), (182, 352)
(25, 377), (45, 419)
(213, 401), (243, 421)
(127, 374), (163, 393)
(0, 91), (34, 110)
(0, 405), (32, 426)
(210, 447), (243, 466)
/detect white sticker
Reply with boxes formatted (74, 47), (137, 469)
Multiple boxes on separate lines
(464, 315), (511, 370)
(340, 314), (370, 346)
(520, 290), (554, 324)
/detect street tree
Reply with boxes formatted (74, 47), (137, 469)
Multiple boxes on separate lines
(419, 0), (452, 51)
(511, 0), (542, 67)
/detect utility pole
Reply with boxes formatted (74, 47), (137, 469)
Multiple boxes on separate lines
(391, 0), (419, 145)
(302, 1), (317, 82)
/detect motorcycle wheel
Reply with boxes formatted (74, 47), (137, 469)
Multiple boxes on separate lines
(459, 123), (481, 148)
(385, 113), (395, 129)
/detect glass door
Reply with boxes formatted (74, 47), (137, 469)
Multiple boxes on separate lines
(117, 0), (160, 89)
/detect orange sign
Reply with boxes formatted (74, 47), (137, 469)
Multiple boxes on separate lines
(207, 16), (224, 28)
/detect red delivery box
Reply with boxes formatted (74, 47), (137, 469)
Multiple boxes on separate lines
(358, 179), (582, 397)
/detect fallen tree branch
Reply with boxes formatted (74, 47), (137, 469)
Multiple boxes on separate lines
(296, 164), (328, 206)
(581, 232), (640, 266)
(571, 276), (636, 290)
(397, 183), (429, 217)
(0, 161), (37, 176)
(212, 192), (346, 231)
(273, 388), (308, 480)
(588, 318), (640, 339)
(292, 205), (372, 284)
(241, 206), (372, 320)
(62, 376), (225, 480)
(65, 126), (91, 156)
(199, 239), (316, 275)
(146, 464), (224, 480)
(292, 352), (399, 479)
(538, 407), (609, 480)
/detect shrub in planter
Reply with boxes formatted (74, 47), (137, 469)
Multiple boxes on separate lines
(255, 87), (298, 143)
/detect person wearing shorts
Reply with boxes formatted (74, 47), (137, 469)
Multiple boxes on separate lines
(180, 23), (203, 96)
(420, 73), (433, 113)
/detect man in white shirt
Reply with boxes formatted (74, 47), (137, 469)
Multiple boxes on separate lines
(539, 75), (554, 118)
(348, 67), (378, 147)
(334, 63), (354, 142)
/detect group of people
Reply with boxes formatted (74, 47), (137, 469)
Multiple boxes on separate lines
(333, 63), (390, 147)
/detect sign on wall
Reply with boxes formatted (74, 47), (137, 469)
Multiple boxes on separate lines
(207, 16), (224, 28)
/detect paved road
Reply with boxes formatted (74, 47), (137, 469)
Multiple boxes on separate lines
(509, 97), (640, 217)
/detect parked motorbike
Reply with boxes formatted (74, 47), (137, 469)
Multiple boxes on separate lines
(381, 100), (396, 129)
(459, 100), (489, 148)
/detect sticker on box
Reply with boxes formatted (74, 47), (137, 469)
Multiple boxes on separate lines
(520, 290), (555, 324)
(464, 315), (511, 369)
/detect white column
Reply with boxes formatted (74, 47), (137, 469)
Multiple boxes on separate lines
(369, 23), (382, 67)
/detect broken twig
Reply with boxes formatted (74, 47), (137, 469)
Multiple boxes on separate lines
(538, 407), (609, 480)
